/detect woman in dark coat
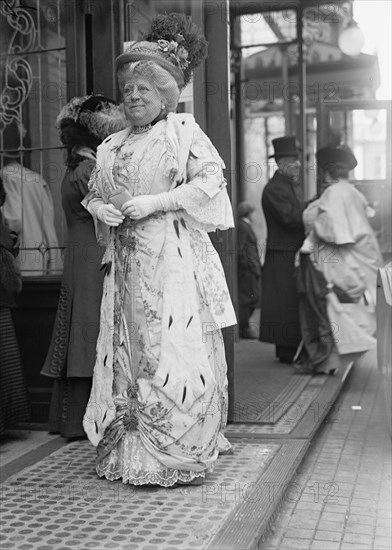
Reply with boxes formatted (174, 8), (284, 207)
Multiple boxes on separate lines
(41, 96), (126, 438)
(0, 177), (31, 434)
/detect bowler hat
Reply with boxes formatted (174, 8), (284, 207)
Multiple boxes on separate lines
(268, 136), (301, 159)
(316, 144), (357, 171)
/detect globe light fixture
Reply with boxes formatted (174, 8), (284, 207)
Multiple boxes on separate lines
(338, 20), (365, 56)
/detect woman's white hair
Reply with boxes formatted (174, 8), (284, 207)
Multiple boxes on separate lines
(117, 61), (180, 113)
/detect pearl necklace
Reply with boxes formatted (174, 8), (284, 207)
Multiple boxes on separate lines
(132, 123), (152, 134)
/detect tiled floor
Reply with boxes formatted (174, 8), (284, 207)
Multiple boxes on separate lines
(0, 439), (279, 550)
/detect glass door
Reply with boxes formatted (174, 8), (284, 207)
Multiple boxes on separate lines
(317, 99), (392, 258)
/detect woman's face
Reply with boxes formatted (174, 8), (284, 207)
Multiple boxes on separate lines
(122, 77), (162, 126)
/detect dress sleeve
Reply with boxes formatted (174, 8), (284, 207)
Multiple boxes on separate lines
(263, 185), (304, 228)
(313, 185), (364, 245)
(303, 199), (321, 235)
(170, 125), (234, 232)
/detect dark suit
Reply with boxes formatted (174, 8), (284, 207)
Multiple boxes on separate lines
(237, 217), (261, 338)
(260, 170), (305, 361)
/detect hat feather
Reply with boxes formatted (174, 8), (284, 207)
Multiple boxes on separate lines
(143, 13), (208, 86)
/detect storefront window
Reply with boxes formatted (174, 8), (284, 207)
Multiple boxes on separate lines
(0, 0), (66, 276)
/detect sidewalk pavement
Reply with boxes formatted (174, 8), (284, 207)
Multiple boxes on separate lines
(259, 350), (392, 550)
(0, 341), (358, 550)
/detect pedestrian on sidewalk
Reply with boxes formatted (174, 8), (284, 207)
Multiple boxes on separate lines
(1, 121), (63, 276)
(294, 144), (383, 374)
(0, 176), (31, 435)
(237, 201), (261, 339)
(40, 95), (127, 438)
(82, 13), (236, 487)
(259, 137), (305, 363)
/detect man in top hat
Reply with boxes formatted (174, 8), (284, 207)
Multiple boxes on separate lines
(259, 136), (305, 363)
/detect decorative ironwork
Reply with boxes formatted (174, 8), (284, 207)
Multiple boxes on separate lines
(0, 0), (36, 130)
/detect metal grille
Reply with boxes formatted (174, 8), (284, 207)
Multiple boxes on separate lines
(0, 0), (66, 276)
(0, 439), (279, 549)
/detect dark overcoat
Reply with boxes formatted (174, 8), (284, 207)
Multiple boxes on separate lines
(260, 170), (305, 347)
(41, 159), (104, 378)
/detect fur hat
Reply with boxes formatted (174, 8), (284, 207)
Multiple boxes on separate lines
(116, 13), (208, 89)
(316, 144), (358, 171)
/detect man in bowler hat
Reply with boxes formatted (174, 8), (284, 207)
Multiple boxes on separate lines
(259, 136), (305, 363)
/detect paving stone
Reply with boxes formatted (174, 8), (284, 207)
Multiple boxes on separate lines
(288, 512), (321, 527)
(319, 511), (348, 522)
(284, 527), (314, 539)
(279, 537), (311, 549)
(310, 542), (340, 550)
(342, 532), (373, 545)
(313, 529), (341, 542)
(375, 526), (392, 538)
(340, 543), (371, 550)
(373, 536), (392, 549)
(317, 520), (344, 531)
(344, 521), (374, 535)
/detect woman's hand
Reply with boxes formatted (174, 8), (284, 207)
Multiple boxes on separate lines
(122, 195), (162, 220)
(96, 204), (125, 226)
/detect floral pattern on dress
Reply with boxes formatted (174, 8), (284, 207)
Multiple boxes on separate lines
(84, 116), (234, 486)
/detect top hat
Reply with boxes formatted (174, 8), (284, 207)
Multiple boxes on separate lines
(316, 144), (357, 171)
(269, 136), (301, 159)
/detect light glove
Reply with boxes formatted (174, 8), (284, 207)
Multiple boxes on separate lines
(96, 204), (125, 226)
(122, 192), (179, 220)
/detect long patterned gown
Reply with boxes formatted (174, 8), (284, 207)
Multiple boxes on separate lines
(83, 113), (236, 486)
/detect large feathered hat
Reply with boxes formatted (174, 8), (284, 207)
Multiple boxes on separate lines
(56, 94), (126, 141)
(116, 13), (208, 89)
(56, 95), (127, 168)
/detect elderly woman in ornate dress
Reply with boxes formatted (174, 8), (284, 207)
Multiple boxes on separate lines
(82, 13), (236, 487)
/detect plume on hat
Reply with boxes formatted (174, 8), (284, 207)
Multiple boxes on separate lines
(56, 95), (126, 141)
(116, 12), (208, 89)
(143, 13), (208, 87)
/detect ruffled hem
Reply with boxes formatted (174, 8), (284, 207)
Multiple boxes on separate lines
(96, 430), (213, 487)
(96, 466), (207, 487)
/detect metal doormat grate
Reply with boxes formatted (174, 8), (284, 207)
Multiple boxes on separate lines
(227, 383), (323, 435)
(0, 439), (279, 550)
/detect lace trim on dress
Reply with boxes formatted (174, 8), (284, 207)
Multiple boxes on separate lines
(96, 431), (210, 486)
(113, 125), (170, 198)
(177, 185), (234, 232)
